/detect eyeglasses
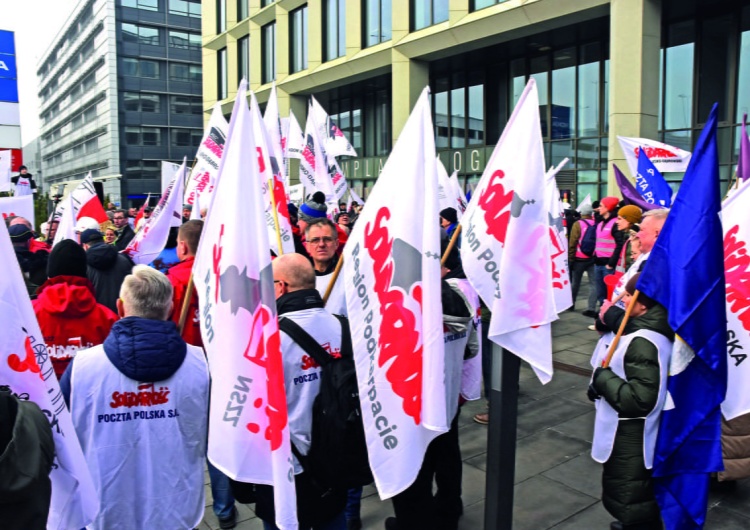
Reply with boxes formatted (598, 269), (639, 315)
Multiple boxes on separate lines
(307, 237), (335, 246)
(273, 280), (287, 286)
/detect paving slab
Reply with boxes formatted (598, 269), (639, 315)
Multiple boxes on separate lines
(542, 453), (602, 498)
(516, 396), (592, 438)
(511, 475), (598, 530)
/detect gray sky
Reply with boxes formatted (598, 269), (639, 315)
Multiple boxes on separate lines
(2, 0), (79, 145)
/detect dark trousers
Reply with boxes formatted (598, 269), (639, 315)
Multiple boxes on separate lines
(570, 259), (596, 311)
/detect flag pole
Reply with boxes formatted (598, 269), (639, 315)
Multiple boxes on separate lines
(177, 274), (195, 334)
(601, 290), (640, 368)
(268, 178), (284, 256)
(441, 225), (463, 266)
(323, 256), (344, 305)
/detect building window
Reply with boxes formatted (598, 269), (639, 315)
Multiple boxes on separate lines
(125, 126), (162, 146)
(238, 0), (248, 20)
(171, 129), (201, 147)
(238, 36), (250, 81)
(324, 0), (345, 62)
(290, 6), (308, 73)
(217, 0), (227, 33)
(412, 0), (448, 31)
(218, 48), (228, 99)
(262, 22), (276, 84)
(121, 0), (159, 11)
(123, 58), (162, 78)
(169, 0), (201, 17)
(471, 0), (507, 11)
(261, 0), (273, 7)
(171, 95), (203, 114)
(122, 23), (162, 46)
(364, 0), (391, 47)
(125, 159), (161, 179)
(169, 31), (202, 49)
(432, 73), (484, 149)
(124, 92), (161, 112)
(168, 62), (202, 82)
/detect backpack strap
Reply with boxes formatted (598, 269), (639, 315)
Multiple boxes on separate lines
(278, 316), (332, 367)
(332, 314), (353, 360)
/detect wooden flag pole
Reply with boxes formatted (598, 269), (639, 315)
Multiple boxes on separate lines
(177, 274), (195, 334)
(268, 178), (285, 256)
(441, 225), (463, 266)
(601, 290), (640, 368)
(323, 256), (344, 305)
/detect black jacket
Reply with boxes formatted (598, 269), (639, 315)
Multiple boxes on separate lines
(114, 224), (135, 251)
(86, 241), (134, 312)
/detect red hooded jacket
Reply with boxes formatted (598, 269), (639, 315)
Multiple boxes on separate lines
(166, 257), (202, 347)
(33, 276), (118, 379)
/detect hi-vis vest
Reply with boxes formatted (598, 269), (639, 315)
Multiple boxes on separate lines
(575, 219), (595, 259)
(594, 217), (617, 259)
(590, 329), (673, 469)
(70, 344), (209, 530)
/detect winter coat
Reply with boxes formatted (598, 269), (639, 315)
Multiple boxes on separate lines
(0, 392), (54, 530)
(166, 257), (202, 347)
(33, 276), (119, 379)
(86, 241), (134, 313)
(592, 303), (674, 525)
(14, 248), (48, 298)
(719, 412), (750, 481)
(114, 224), (135, 251)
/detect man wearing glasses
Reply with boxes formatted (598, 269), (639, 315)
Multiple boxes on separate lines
(112, 209), (136, 251)
(305, 218), (347, 317)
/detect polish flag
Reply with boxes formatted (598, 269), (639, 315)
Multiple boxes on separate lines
(193, 80), (297, 529)
(51, 173), (108, 232)
(460, 79), (557, 384)
(343, 86), (448, 499)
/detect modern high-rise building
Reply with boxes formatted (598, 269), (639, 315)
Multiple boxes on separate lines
(37, 0), (204, 206)
(202, 0), (750, 201)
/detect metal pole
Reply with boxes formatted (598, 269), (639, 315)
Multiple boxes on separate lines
(484, 343), (521, 530)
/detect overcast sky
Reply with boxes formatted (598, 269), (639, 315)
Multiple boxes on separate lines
(3, 0), (79, 145)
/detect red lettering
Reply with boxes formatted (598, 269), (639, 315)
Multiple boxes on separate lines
(478, 170), (513, 244)
(213, 224), (225, 303)
(725, 225), (750, 331)
(7, 337), (42, 379)
(302, 146), (316, 170)
(109, 384), (171, 408)
(256, 147), (266, 173)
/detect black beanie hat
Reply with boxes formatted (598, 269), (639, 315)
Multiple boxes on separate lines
(47, 239), (88, 279)
(440, 207), (458, 226)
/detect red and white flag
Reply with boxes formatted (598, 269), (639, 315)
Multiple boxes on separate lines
(0, 195), (35, 228)
(193, 81), (297, 529)
(310, 96), (357, 158)
(185, 104), (228, 207)
(0, 220), (100, 530)
(249, 91), (295, 256)
(617, 135), (692, 177)
(343, 86), (447, 499)
(263, 83), (288, 185)
(546, 159), (573, 313)
(300, 108), (335, 199)
(437, 158), (467, 220)
(282, 111), (305, 160)
(460, 79), (557, 384)
(721, 180), (750, 420)
(52, 173), (109, 232)
(124, 162), (185, 265)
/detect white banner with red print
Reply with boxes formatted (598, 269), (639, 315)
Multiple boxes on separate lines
(185, 104), (228, 208)
(0, 194), (34, 228)
(617, 135), (692, 177)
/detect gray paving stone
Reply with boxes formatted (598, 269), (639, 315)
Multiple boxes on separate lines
(542, 453), (602, 499)
(234, 517), (265, 530)
(459, 462), (487, 508)
(553, 335), (584, 353)
(459, 499), (485, 529)
(714, 478), (750, 519)
(515, 429), (592, 484)
(512, 475), (598, 530)
(519, 369), (588, 402)
(553, 349), (594, 369)
(550, 409), (596, 443)
(458, 420), (488, 460)
(705, 504), (750, 530)
(516, 396), (592, 438)
(548, 500), (613, 529)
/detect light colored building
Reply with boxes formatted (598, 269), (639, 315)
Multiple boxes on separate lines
(38, 0), (204, 206)
(202, 0), (750, 201)
(22, 136), (43, 190)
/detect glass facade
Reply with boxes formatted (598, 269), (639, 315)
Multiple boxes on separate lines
(364, 0), (391, 47)
(290, 6), (308, 73)
(262, 22), (276, 83)
(412, 0), (448, 31)
(122, 23), (162, 46)
(324, 0), (346, 61)
(216, 0), (227, 33)
(237, 0), (249, 21)
(472, 0), (508, 10)
(169, 0), (201, 17)
(121, 0), (158, 11)
(218, 47), (228, 100)
(238, 36), (249, 81)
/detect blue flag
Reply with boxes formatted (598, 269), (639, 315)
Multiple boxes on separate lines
(636, 104), (727, 529)
(636, 147), (673, 207)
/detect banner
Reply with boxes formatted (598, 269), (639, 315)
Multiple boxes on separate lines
(287, 183), (304, 205)
(613, 164), (662, 212)
(310, 96), (357, 158)
(635, 147), (673, 207)
(185, 104), (228, 208)
(193, 80), (297, 529)
(437, 158), (467, 220)
(161, 161), (181, 195)
(0, 220), (100, 530)
(0, 194), (34, 228)
(53, 194), (78, 246)
(283, 111), (305, 160)
(460, 78), (557, 384)
(344, 86), (447, 499)
(617, 135), (692, 177)
(124, 162), (186, 265)
(0, 149), (10, 192)
(546, 159), (573, 313)
(299, 108), (334, 198)
(263, 83), (288, 185)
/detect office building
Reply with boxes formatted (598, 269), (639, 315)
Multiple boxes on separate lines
(37, 0), (204, 205)
(202, 0), (750, 201)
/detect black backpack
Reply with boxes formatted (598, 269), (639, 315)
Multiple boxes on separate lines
(579, 219), (597, 257)
(278, 314), (373, 490)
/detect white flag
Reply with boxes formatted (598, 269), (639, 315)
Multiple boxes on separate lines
(190, 191), (202, 220)
(437, 158), (466, 220)
(53, 194), (78, 246)
(0, 195), (35, 228)
(0, 149), (11, 192)
(545, 159), (573, 313)
(283, 111), (305, 160)
(349, 187), (364, 208)
(576, 193), (592, 213)
(310, 96), (358, 158)
(51, 173), (109, 230)
(124, 162), (186, 265)
(0, 220), (100, 529)
(343, 86), (447, 499)
(161, 161), (181, 195)
(721, 181), (750, 420)
(263, 83), (288, 185)
(193, 81), (297, 529)
(461, 79), (557, 384)
(287, 183), (305, 205)
(617, 135), (692, 177)
(185, 104), (228, 208)
(300, 108), (335, 198)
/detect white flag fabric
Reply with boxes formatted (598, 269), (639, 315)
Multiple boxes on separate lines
(53, 194), (78, 246)
(190, 191), (202, 220)
(617, 135), (692, 177)
(161, 161), (181, 195)
(193, 81), (297, 530)
(460, 79), (557, 384)
(0, 149), (11, 192)
(437, 158), (467, 220)
(310, 96), (357, 158)
(0, 195), (34, 228)
(300, 109), (335, 198)
(283, 111), (305, 160)
(344, 86), (447, 499)
(287, 183), (305, 205)
(185, 104), (228, 208)
(349, 187), (364, 208)
(721, 181), (750, 420)
(249, 91), (295, 256)
(124, 162), (185, 265)
(545, 159), (573, 313)
(576, 193), (592, 213)
(0, 220), (100, 530)
(51, 173), (109, 229)
(263, 83), (288, 185)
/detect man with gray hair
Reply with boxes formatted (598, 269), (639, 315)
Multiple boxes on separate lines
(60, 265), (209, 530)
